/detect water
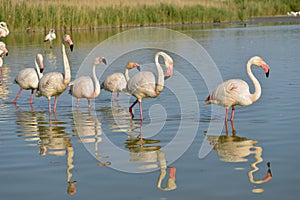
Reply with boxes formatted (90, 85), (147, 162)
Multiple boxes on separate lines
(0, 24), (299, 199)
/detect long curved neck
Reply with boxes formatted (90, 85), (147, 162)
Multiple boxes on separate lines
(125, 68), (130, 82)
(155, 53), (165, 92)
(62, 43), (71, 85)
(247, 61), (261, 103)
(92, 63), (100, 97)
(35, 58), (43, 79)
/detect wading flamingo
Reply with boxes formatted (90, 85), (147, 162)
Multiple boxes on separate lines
(0, 22), (9, 37)
(0, 42), (8, 76)
(127, 51), (174, 120)
(13, 54), (44, 105)
(69, 57), (107, 108)
(44, 29), (56, 49)
(101, 62), (140, 102)
(36, 34), (73, 113)
(205, 56), (270, 122)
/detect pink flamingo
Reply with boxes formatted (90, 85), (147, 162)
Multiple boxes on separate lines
(44, 29), (56, 49)
(205, 56), (270, 123)
(13, 54), (44, 105)
(0, 41), (8, 76)
(127, 51), (174, 120)
(101, 62), (140, 102)
(36, 34), (74, 113)
(0, 22), (9, 38)
(69, 57), (107, 108)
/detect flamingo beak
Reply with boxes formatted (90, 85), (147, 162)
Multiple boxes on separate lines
(261, 61), (270, 78)
(136, 65), (141, 71)
(70, 44), (74, 52)
(102, 58), (107, 65)
(164, 63), (173, 80)
(39, 62), (44, 73)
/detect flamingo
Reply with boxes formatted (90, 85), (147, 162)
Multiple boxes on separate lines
(69, 57), (107, 108)
(205, 56), (270, 123)
(126, 51), (174, 120)
(36, 34), (74, 113)
(0, 42), (8, 76)
(44, 29), (56, 48)
(100, 62), (140, 102)
(13, 54), (44, 105)
(0, 22), (9, 37)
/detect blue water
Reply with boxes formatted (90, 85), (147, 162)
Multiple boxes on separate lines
(0, 24), (299, 199)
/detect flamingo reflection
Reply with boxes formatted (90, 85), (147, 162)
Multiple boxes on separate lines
(207, 132), (272, 192)
(125, 120), (177, 191)
(15, 110), (77, 194)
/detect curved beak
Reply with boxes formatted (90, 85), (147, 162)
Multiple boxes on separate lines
(261, 61), (270, 78)
(102, 58), (107, 65)
(70, 44), (74, 52)
(164, 63), (173, 80)
(136, 65), (141, 71)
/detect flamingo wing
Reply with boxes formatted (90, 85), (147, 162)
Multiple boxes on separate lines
(69, 76), (95, 98)
(101, 73), (126, 93)
(15, 68), (39, 89)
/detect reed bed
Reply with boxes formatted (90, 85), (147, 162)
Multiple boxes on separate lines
(1, 0), (299, 32)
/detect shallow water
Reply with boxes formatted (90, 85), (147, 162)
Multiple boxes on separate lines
(0, 24), (300, 199)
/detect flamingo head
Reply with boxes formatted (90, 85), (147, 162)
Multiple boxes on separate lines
(251, 56), (270, 78)
(94, 57), (107, 65)
(63, 34), (74, 52)
(0, 22), (8, 28)
(36, 54), (44, 73)
(126, 62), (140, 71)
(164, 58), (174, 80)
(0, 42), (8, 57)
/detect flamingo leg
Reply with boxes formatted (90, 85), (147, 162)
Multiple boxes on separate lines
(53, 96), (58, 113)
(129, 99), (138, 119)
(230, 106), (235, 121)
(48, 98), (52, 113)
(225, 120), (229, 136)
(30, 89), (35, 104)
(225, 108), (229, 122)
(139, 101), (143, 121)
(13, 88), (23, 104)
(116, 93), (119, 101)
(88, 99), (91, 108)
(231, 120), (236, 134)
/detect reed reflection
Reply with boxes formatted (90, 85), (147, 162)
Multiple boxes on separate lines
(207, 131), (272, 193)
(125, 120), (177, 191)
(15, 110), (77, 195)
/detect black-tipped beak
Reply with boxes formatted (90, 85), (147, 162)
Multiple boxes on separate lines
(266, 70), (270, 78)
(70, 44), (74, 52)
(137, 65), (141, 71)
(164, 75), (170, 80)
(102, 58), (107, 65)
(5, 52), (8, 56)
(40, 68), (44, 73)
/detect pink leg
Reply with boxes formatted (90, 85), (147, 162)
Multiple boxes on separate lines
(225, 120), (229, 136)
(53, 96), (58, 113)
(230, 106), (235, 121)
(139, 101), (143, 121)
(231, 120), (236, 134)
(30, 89), (34, 105)
(13, 88), (23, 104)
(116, 93), (119, 101)
(225, 108), (229, 122)
(88, 99), (90, 108)
(129, 99), (138, 119)
(48, 98), (52, 113)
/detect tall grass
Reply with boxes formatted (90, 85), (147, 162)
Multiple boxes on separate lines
(0, 0), (299, 32)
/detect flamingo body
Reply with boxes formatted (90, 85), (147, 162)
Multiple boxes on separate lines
(127, 52), (174, 120)
(69, 57), (106, 107)
(101, 62), (140, 101)
(0, 22), (9, 38)
(44, 29), (56, 48)
(205, 56), (270, 122)
(14, 54), (44, 104)
(36, 34), (73, 112)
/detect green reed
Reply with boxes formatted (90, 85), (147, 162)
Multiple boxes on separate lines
(1, 0), (299, 32)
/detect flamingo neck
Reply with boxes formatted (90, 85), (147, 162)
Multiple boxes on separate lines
(92, 63), (100, 97)
(62, 43), (71, 85)
(155, 53), (165, 92)
(125, 68), (130, 82)
(35, 58), (43, 79)
(247, 60), (261, 103)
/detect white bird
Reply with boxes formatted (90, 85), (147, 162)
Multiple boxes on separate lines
(126, 51), (174, 120)
(0, 42), (8, 68)
(36, 34), (73, 113)
(205, 56), (270, 122)
(69, 57), (107, 108)
(101, 62), (140, 102)
(0, 22), (9, 38)
(13, 54), (44, 105)
(44, 29), (56, 48)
